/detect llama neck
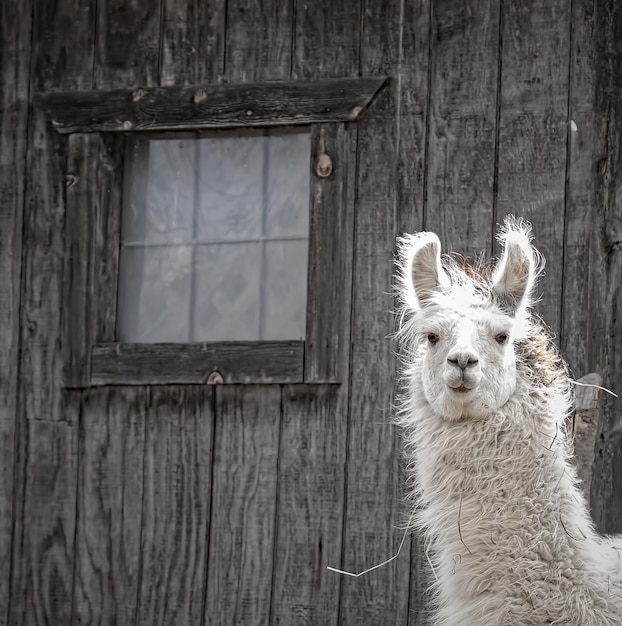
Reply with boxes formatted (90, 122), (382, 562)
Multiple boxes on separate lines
(405, 374), (617, 622)
(411, 381), (586, 548)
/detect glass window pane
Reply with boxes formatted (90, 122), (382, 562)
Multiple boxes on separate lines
(192, 243), (261, 341)
(196, 133), (264, 241)
(122, 138), (196, 244)
(117, 129), (310, 343)
(265, 131), (310, 238)
(262, 240), (308, 340)
(117, 245), (192, 342)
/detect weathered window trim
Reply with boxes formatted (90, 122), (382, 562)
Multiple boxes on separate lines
(36, 77), (387, 134)
(50, 78), (387, 387)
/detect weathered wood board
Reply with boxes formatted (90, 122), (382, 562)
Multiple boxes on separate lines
(1, 0), (621, 624)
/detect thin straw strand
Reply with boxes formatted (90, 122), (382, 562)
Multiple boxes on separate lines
(571, 379), (618, 398)
(326, 526), (410, 578)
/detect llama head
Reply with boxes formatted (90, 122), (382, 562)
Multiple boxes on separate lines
(397, 217), (544, 420)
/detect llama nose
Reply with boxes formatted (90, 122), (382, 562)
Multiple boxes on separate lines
(447, 353), (479, 369)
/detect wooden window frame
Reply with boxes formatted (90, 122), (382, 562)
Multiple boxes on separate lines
(38, 77), (387, 386)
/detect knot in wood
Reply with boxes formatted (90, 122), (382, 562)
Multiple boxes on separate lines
(193, 88), (207, 104)
(350, 105), (364, 119)
(132, 88), (145, 102)
(315, 153), (333, 178)
(65, 174), (77, 188)
(206, 371), (224, 385)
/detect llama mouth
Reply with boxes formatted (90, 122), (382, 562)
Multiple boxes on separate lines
(450, 383), (473, 394)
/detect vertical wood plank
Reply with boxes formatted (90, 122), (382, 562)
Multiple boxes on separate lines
(495, 0), (571, 337)
(71, 387), (145, 625)
(206, 8), (295, 625)
(204, 385), (280, 625)
(137, 387), (214, 626)
(425, 0), (500, 255)
(160, 0), (225, 86)
(0, 0), (32, 621)
(271, 385), (346, 624)
(93, 135), (125, 343)
(225, 0), (292, 81)
(94, 0), (162, 89)
(561, 0), (596, 376)
(11, 0), (96, 622)
(271, 2), (360, 624)
(293, 1), (361, 79)
(304, 123), (355, 382)
(63, 134), (123, 385)
(337, 1), (413, 624)
(588, 0), (622, 534)
(11, 402), (79, 626)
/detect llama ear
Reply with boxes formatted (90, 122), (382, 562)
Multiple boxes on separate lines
(403, 233), (450, 309)
(492, 220), (540, 313)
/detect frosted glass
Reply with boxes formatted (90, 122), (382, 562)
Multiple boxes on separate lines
(123, 139), (196, 244)
(192, 243), (262, 341)
(117, 129), (310, 343)
(262, 240), (308, 340)
(117, 245), (192, 342)
(196, 134), (264, 241)
(265, 132), (310, 238)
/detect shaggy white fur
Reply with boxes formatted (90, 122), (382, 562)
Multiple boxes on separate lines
(395, 217), (622, 625)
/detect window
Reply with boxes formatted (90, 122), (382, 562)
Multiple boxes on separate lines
(118, 129), (310, 343)
(39, 77), (387, 386)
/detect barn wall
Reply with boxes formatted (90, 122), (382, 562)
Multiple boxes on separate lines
(1, 1), (622, 625)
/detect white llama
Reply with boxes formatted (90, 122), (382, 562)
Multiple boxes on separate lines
(395, 218), (622, 625)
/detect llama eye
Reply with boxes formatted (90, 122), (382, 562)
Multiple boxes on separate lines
(427, 333), (440, 345)
(495, 332), (509, 345)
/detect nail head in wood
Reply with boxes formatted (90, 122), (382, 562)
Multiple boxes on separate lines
(350, 105), (364, 119)
(315, 153), (333, 178)
(193, 88), (207, 104)
(132, 88), (145, 102)
(122, 120), (133, 130)
(206, 371), (224, 385)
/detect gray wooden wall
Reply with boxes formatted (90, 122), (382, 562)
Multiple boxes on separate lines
(2, 0), (622, 624)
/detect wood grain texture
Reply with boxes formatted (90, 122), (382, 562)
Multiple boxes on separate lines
(94, 0), (162, 89)
(11, 410), (78, 626)
(561, 0), (596, 376)
(93, 135), (125, 343)
(304, 123), (356, 382)
(293, 0), (361, 80)
(204, 385), (280, 625)
(495, 0), (571, 338)
(63, 134), (121, 386)
(0, 0), (31, 621)
(588, 0), (622, 534)
(226, 0), (292, 81)
(71, 387), (145, 625)
(11, 0), (96, 622)
(62, 133), (94, 386)
(270, 385), (346, 624)
(90, 341), (304, 386)
(338, 2), (412, 623)
(425, 0), (500, 255)
(37, 78), (387, 134)
(136, 386), (214, 626)
(571, 373), (602, 501)
(160, 0), (225, 86)
(396, 0), (429, 237)
(276, 2), (359, 624)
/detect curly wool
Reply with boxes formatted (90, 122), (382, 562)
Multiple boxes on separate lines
(396, 251), (622, 626)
